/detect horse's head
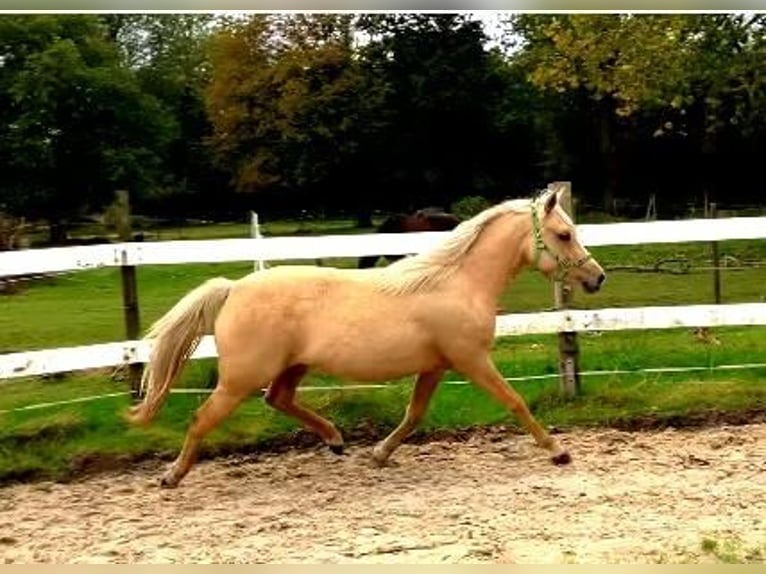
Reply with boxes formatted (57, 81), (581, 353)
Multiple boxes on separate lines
(529, 188), (606, 294)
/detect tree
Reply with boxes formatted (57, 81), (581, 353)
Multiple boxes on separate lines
(671, 14), (766, 205)
(510, 14), (697, 212)
(0, 15), (175, 242)
(357, 13), (501, 209)
(481, 48), (550, 197)
(205, 14), (390, 222)
(508, 13), (766, 211)
(107, 14), (228, 215)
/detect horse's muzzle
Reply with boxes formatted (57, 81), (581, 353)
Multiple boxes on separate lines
(582, 273), (606, 294)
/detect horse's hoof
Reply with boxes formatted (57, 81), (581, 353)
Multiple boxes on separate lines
(159, 474), (179, 489)
(551, 451), (572, 465)
(371, 449), (400, 468)
(329, 443), (345, 456)
(371, 446), (389, 467)
(371, 456), (388, 468)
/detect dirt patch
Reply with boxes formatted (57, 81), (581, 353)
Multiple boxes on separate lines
(1, 422), (764, 563)
(17, 406), (766, 487)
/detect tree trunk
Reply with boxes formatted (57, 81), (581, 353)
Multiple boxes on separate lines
(701, 131), (717, 208)
(49, 219), (68, 245)
(598, 100), (618, 214)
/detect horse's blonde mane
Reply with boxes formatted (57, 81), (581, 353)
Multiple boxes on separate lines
(373, 191), (551, 295)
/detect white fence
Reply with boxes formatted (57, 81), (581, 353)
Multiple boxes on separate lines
(2, 215), (766, 381)
(3, 216), (766, 277)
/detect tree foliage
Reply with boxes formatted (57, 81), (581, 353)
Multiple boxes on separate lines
(513, 14), (694, 116)
(107, 14), (227, 213)
(1, 12), (765, 239)
(510, 13), (766, 210)
(0, 15), (174, 239)
(204, 13), (530, 219)
(205, 13), (390, 220)
(357, 14), (501, 207)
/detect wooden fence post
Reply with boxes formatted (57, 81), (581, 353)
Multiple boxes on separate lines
(112, 190), (143, 402)
(551, 181), (581, 397)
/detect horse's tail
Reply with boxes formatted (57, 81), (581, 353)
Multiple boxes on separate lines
(127, 277), (234, 425)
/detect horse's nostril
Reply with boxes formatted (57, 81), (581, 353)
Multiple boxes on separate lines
(597, 273), (606, 286)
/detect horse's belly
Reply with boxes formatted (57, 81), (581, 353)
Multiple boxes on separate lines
(300, 321), (440, 381)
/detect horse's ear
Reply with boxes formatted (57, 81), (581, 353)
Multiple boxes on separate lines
(544, 190), (558, 215)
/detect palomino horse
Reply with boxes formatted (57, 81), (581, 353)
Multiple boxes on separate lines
(127, 186), (606, 488)
(358, 207), (461, 269)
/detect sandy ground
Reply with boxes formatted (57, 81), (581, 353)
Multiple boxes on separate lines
(1, 422), (764, 564)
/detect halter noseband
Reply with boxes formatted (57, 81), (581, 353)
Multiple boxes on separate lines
(530, 199), (592, 281)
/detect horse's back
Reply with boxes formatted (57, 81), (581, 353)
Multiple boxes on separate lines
(220, 264), (400, 338)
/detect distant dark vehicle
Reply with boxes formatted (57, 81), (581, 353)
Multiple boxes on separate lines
(358, 207), (461, 268)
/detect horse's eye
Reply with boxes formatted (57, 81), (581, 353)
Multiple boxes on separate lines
(558, 232), (571, 242)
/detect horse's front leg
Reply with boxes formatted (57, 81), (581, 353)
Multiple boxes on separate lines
(455, 355), (570, 464)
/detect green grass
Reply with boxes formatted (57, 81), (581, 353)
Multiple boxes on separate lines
(699, 537), (765, 563)
(3, 263), (764, 353)
(145, 217), (376, 241)
(1, 325), (765, 484)
(2, 219), (766, 483)
(25, 216), (379, 246)
(1, 367), (765, 484)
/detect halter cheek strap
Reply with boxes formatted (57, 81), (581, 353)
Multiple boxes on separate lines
(531, 201), (593, 281)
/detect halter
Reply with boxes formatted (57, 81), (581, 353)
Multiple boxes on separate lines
(530, 199), (593, 281)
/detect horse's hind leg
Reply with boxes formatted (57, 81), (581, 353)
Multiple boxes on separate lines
(372, 369), (444, 466)
(264, 365), (345, 453)
(160, 385), (248, 488)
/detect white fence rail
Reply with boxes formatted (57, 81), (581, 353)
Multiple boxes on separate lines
(1, 215), (766, 381)
(3, 303), (766, 381)
(2, 216), (766, 277)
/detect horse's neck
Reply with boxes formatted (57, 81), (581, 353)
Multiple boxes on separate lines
(455, 211), (530, 305)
